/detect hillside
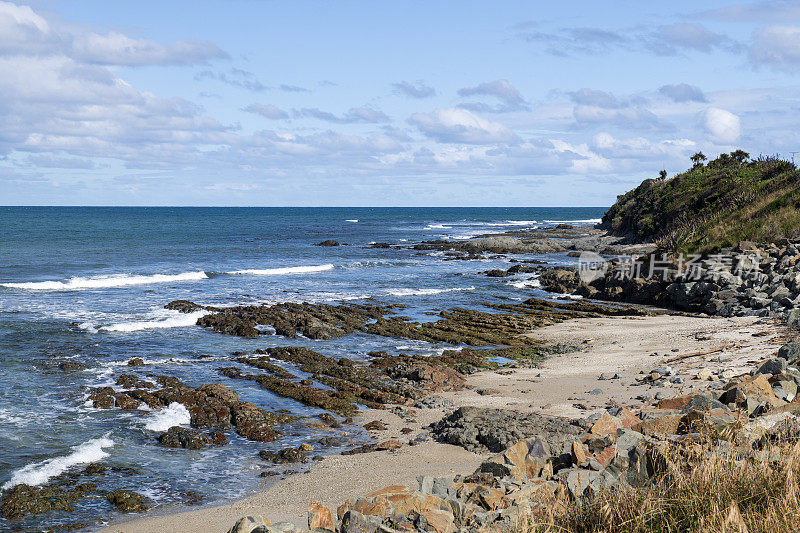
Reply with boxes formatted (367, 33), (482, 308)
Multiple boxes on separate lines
(601, 151), (800, 253)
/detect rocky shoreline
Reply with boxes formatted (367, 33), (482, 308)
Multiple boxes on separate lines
(9, 224), (800, 533)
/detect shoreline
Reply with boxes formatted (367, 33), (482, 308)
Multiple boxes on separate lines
(99, 312), (784, 532)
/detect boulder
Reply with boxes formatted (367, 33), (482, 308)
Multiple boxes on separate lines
(157, 426), (211, 449)
(307, 501), (335, 531)
(228, 516), (272, 533)
(106, 489), (150, 513)
(756, 358), (788, 375)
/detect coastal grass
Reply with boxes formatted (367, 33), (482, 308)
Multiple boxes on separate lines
(602, 153), (800, 254)
(518, 436), (800, 533)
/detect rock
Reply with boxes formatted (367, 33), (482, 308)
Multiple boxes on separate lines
(778, 339), (800, 362)
(308, 501), (335, 531)
(486, 269), (512, 277)
(566, 469), (591, 498)
(106, 489), (150, 513)
(420, 509), (457, 533)
(431, 407), (583, 454)
(1, 483), (97, 519)
(364, 421), (387, 431)
(316, 240), (340, 247)
(259, 447), (308, 464)
(228, 515), (272, 533)
(340, 510), (379, 533)
(695, 368), (715, 381)
(591, 412), (622, 437)
(158, 426), (211, 449)
(376, 440), (402, 451)
(756, 358), (788, 375)
(299, 443), (314, 452)
(127, 357), (145, 366)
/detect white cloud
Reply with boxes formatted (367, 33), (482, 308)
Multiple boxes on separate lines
(457, 79), (528, 112)
(409, 108), (517, 144)
(550, 139), (611, 173)
(243, 104), (289, 120)
(0, 1), (226, 65)
(699, 108), (741, 144)
(749, 25), (800, 69)
(392, 80), (435, 98)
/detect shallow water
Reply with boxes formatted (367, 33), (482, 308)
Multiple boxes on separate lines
(0, 206), (604, 530)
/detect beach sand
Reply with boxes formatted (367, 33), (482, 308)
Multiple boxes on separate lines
(99, 313), (784, 533)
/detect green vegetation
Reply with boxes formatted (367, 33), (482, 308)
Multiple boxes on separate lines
(601, 151), (800, 253)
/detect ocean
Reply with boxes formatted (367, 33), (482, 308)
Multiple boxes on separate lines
(0, 206), (605, 531)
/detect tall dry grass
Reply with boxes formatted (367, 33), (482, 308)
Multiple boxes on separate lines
(516, 436), (800, 533)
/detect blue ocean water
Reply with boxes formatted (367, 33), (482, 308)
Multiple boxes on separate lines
(0, 206), (605, 530)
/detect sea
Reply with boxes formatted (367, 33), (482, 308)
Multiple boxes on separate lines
(0, 206), (605, 531)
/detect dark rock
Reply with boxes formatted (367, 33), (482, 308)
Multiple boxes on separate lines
(258, 447), (308, 464)
(1, 483), (97, 519)
(756, 358), (788, 375)
(158, 426), (211, 449)
(363, 421), (387, 431)
(486, 269), (512, 278)
(106, 489), (150, 513)
(431, 406), (583, 454)
(316, 240), (340, 247)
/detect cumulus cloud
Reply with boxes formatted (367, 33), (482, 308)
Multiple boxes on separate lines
(243, 104), (289, 120)
(749, 25), (800, 69)
(457, 79), (528, 112)
(700, 108), (741, 144)
(648, 23), (726, 54)
(392, 80), (436, 98)
(409, 108), (517, 144)
(293, 107), (390, 124)
(0, 1), (226, 65)
(566, 89), (669, 131)
(659, 83), (708, 103)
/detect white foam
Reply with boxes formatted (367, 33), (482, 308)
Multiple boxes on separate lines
(1, 271), (208, 291)
(144, 403), (191, 432)
(387, 286), (475, 297)
(509, 279), (542, 289)
(427, 224), (451, 229)
(345, 219), (359, 222)
(228, 264), (334, 276)
(2, 437), (114, 489)
(97, 310), (207, 333)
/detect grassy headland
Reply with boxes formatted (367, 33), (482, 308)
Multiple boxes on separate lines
(601, 151), (800, 254)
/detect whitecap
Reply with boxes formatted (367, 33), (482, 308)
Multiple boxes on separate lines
(144, 403), (191, 432)
(2, 437), (114, 489)
(98, 310), (207, 333)
(509, 278), (542, 289)
(345, 219), (358, 222)
(228, 264), (334, 276)
(1, 271), (208, 291)
(386, 286), (475, 297)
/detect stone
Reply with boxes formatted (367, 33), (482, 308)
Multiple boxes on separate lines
(640, 414), (682, 436)
(316, 240), (340, 247)
(591, 412), (622, 437)
(778, 339), (800, 362)
(571, 440), (587, 466)
(299, 443), (314, 452)
(340, 510), (378, 533)
(228, 515), (272, 533)
(308, 501), (335, 531)
(695, 368), (714, 381)
(420, 509), (457, 533)
(106, 489), (150, 513)
(376, 439), (402, 451)
(158, 426), (211, 449)
(756, 358), (788, 375)
(363, 421), (387, 431)
(566, 469), (591, 498)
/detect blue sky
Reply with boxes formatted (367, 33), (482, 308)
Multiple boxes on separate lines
(1, 1), (799, 206)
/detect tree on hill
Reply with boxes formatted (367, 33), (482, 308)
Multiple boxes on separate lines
(658, 169), (667, 181)
(690, 152), (707, 167)
(731, 149), (750, 163)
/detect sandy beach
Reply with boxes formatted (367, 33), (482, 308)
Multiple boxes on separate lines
(99, 312), (785, 533)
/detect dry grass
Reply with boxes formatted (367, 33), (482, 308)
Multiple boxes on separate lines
(516, 436), (800, 533)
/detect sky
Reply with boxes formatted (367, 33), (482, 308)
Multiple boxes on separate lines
(1, 1), (799, 206)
